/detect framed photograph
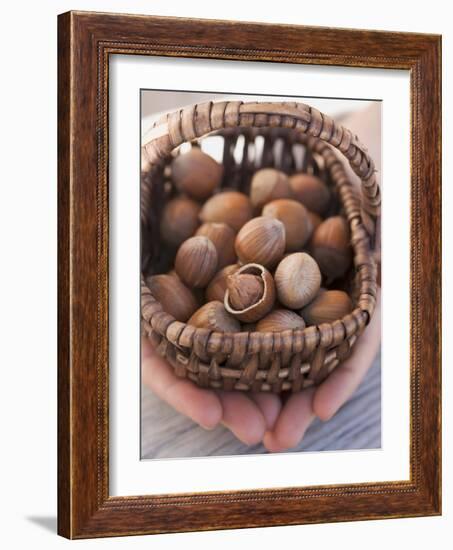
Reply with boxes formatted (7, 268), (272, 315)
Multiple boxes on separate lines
(58, 11), (441, 539)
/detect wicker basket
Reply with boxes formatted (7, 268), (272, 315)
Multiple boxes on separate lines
(140, 101), (380, 393)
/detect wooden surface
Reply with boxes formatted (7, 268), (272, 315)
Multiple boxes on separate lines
(58, 10), (441, 539)
(141, 353), (381, 459)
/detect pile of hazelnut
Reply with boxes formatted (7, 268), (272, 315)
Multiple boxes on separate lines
(146, 146), (355, 334)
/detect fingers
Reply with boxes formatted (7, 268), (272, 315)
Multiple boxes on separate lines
(142, 339), (271, 444)
(142, 340), (222, 430)
(216, 391), (267, 446)
(263, 388), (316, 452)
(313, 289), (382, 421)
(248, 393), (282, 431)
(141, 337), (156, 360)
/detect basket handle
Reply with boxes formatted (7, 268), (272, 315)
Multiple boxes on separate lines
(142, 100), (380, 225)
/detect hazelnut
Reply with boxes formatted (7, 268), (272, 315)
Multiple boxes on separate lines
(199, 191), (253, 232)
(160, 197), (201, 248)
(205, 264), (240, 302)
(145, 274), (198, 322)
(188, 301), (241, 332)
(311, 216), (352, 281)
(224, 263), (275, 322)
(301, 290), (353, 325)
(235, 216), (285, 269)
(289, 173), (330, 215)
(250, 168), (293, 209)
(307, 211), (323, 233)
(174, 236), (218, 288)
(227, 274), (263, 310)
(166, 269), (180, 280)
(256, 309), (306, 332)
(262, 198), (312, 252)
(195, 222), (236, 269)
(274, 252), (321, 309)
(171, 148), (223, 201)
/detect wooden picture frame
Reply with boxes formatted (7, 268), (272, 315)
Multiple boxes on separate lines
(58, 10), (441, 539)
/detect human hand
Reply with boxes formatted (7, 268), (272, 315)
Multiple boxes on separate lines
(142, 337), (282, 445)
(263, 287), (381, 452)
(142, 288), (380, 451)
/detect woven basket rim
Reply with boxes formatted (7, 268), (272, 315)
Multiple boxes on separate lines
(141, 102), (378, 355)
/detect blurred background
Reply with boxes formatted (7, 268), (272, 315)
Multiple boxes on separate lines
(141, 90), (381, 460)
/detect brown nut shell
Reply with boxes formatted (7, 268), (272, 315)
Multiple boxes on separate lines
(227, 274), (264, 310)
(256, 309), (306, 332)
(166, 269), (180, 280)
(250, 168), (293, 209)
(307, 211), (323, 233)
(205, 264), (240, 302)
(224, 263), (275, 323)
(301, 290), (353, 325)
(262, 198), (313, 251)
(235, 216), (285, 269)
(145, 274), (198, 322)
(289, 173), (331, 215)
(199, 191), (253, 232)
(311, 216), (352, 281)
(195, 222), (236, 269)
(160, 197), (201, 248)
(188, 301), (241, 332)
(274, 252), (321, 309)
(171, 148), (223, 201)
(174, 236), (218, 288)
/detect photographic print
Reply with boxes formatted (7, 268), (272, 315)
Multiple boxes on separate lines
(58, 11), (440, 538)
(140, 91), (382, 459)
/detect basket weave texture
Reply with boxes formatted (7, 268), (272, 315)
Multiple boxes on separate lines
(141, 101), (380, 393)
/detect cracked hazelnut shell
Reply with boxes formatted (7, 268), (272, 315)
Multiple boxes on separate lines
(224, 263), (275, 323)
